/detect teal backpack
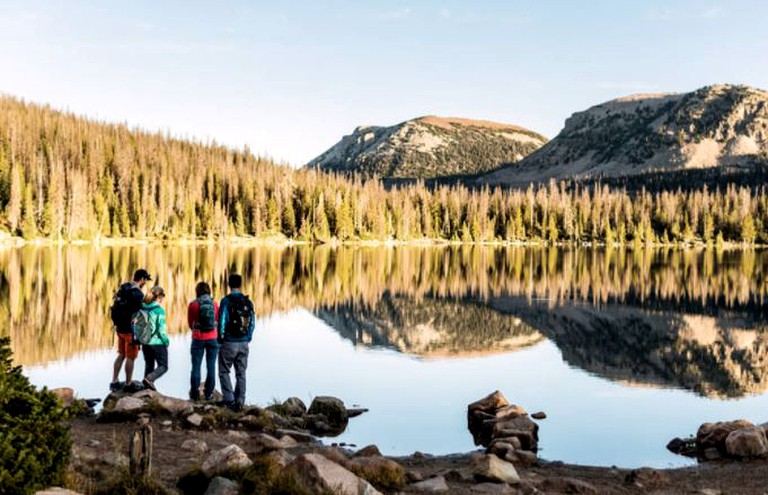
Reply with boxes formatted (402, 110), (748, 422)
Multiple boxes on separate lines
(132, 309), (156, 345)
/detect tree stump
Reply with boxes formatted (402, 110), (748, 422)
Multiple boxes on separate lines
(129, 424), (153, 477)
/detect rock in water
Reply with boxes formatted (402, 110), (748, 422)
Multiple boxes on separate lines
(307, 396), (349, 435)
(725, 426), (768, 458)
(697, 420), (754, 452)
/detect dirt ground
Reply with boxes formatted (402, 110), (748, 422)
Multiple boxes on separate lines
(66, 416), (768, 495)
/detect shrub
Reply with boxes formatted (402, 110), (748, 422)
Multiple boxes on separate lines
(0, 336), (72, 494)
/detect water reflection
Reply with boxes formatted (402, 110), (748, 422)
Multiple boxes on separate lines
(2, 245), (768, 400)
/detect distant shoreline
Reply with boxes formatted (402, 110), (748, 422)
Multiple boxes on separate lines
(0, 234), (763, 249)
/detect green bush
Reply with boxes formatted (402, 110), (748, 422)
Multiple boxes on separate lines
(0, 337), (72, 495)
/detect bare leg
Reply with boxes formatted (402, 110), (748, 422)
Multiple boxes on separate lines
(125, 357), (135, 383)
(112, 355), (125, 383)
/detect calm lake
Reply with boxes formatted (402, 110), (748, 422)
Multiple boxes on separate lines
(4, 245), (768, 468)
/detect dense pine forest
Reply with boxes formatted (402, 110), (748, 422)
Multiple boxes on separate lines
(0, 95), (766, 245)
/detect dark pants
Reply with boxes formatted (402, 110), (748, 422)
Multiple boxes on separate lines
(143, 345), (168, 383)
(218, 341), (249, 405)
(190, 338), (219, 400)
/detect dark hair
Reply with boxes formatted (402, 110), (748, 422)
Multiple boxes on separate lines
(228, 273), (243, 289)
(195, 282), (211, 298)
(133, 269), (152, 282)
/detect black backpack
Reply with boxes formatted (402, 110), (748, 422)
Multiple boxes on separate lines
(110, 283), (138, 333)
(196, 297), (217, 331)
(225, 294), (254, 339)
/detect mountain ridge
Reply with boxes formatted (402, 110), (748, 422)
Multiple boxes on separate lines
(481, 84), (768, 186)
(307, 115), (547, 179)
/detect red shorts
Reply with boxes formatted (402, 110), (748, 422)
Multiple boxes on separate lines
(117, 333), (140, 359)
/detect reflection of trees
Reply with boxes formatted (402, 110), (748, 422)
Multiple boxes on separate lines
(316, 291), (544, 357)
(1, 245), (767, 367)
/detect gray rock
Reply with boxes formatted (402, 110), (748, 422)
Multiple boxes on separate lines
(114, 396), (145, 412)
(132, 389), (159, 399)
(186, 413), (204, 427)
(181, 439), (209, 453)
(204, 477), (239, 495)
(725, 426), (768, 458)
(282, 397), (307, 417)
(410, 476), (449, 492)
(472, 482), (514, 493)
(226, 430), (250, 441)
(266, 449), (295, 468)
(202, 444), (253, 478)
(275, 428), (319, 443)
(287, 453), (381, 495)
(307, 396), (349, 433)
(152, 395), (193, 416)
(471, 454), (520, 485)
(697, 420), (754, 451)
(355, 444), (382, 457)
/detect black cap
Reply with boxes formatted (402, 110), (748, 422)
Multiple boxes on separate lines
(133, 269), (152, 282)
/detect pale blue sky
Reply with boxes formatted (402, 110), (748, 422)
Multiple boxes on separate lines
(1, 1), (766, 165)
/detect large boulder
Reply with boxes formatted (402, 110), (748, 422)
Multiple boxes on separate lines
(471, 454), (520, 485)
(201, 445), (253, 477)
(113, 396), (145, 413)
(467, 391), (533, 448)
(697, 420), (754, 452)
(288, 453), (381, 495)
(347, 456), (406, 490)
(307, 396), (349, 436)
(725, 426), (768, 458)
(151, 395), (193, 416)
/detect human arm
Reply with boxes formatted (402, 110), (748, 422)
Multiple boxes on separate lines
(155, 308), (169, 346)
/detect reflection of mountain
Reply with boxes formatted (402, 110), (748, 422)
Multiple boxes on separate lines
(316, 291), (768, 398)
(315, 292), (544, 358)
(489, 297), (768, 398)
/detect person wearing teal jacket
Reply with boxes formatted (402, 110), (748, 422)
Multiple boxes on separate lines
(141, 286), (169, 391)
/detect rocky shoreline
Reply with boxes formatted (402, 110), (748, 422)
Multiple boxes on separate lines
(40, 388), (768, 494)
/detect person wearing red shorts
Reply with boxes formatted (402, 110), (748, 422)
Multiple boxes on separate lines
(110, 269), (151, 390)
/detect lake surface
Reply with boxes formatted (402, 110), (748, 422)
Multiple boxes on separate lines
(4, 245), (768, 468)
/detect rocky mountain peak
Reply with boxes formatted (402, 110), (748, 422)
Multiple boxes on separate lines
(307, 116), (547, 179)
(481, 84), (768, 186)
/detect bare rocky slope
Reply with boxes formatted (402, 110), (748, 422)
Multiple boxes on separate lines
(307, 116), (547, 179)
(482, 84), (768, 186)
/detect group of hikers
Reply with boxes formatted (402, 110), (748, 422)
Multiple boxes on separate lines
(109, 269), (255, 411)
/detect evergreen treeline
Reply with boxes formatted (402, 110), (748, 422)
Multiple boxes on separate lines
(0, 96), (766, 245)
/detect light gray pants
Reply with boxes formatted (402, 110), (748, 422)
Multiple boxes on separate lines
(218, 341), (249, 405)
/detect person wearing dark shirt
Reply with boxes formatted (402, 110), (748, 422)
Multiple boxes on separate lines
(110, 269), (151, 391)
(217, 274), (255, 411)
(188, 281), (220, 400)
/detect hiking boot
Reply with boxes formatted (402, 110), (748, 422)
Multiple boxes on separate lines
(109, 381), (123, 392)
(142, 378), (156, 391)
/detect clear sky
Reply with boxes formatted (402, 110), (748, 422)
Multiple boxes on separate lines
(1, 1), (766, 165)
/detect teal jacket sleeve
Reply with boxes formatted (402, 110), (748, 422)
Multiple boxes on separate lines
(218, 296), (229, 341)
